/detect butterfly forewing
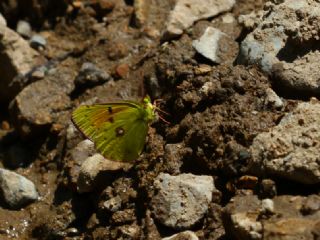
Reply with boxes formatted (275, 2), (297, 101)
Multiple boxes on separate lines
(72, 101), (148, 162)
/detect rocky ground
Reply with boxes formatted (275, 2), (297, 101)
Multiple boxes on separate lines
(0, 0), (319, 239)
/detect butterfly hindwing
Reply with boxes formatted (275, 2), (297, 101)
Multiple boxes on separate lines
(96, 114), (148, 161)
(72, 101), (148, 162)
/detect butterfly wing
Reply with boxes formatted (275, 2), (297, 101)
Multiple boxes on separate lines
(72, 102), (148, 162)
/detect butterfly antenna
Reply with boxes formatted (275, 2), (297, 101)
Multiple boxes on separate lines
(153, 98), (170, 123)
(154, 106), (170, 116)
(158, 113), (170, 124)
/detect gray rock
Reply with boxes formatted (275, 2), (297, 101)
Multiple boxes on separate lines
(163, 0), (235, 40)
(134, 0), (149, 27)
(0, 13), (6, 26)
(238, 0), (320, 95)
(16, 20), (32, 38)
(192, 27), (238, 64)
(249, 100), (320, 184)
(261, 199), (274, 214)
(74, 62), (111, 89)
(301, 195), (320, 215)
(117, 223), (140, 239)
(259, 179), (277, 198)
(223, 195), (262, 240)
(0, 168), (38, 208)
(151, 173), (214, 229)
(30, 34), (46, 50)
(0, 23), (40, 103)
(9, 77), (71, 137)
(230, 212), (263, 240)
(224, 195), (320, 240)
(71, 140), (96, 164)
(162, 231), (199, 240)
(77, 153), (132, 193)
(103, 195), (122, 212)
(66, 139), (97, 188)
(264, 88), (283, 109)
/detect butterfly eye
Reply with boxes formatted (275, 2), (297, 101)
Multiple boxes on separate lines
(115, 127), (125, 137)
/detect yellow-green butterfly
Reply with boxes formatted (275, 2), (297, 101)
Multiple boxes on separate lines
(71, 96), (156, 162)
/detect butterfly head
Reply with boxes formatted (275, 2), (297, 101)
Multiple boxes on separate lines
(143, 96), (156, 123)
(143, 96), (170, 124)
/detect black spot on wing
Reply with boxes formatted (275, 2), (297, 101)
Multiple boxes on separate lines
(115, 127), (125, 137)
(108, 117), (114, 123)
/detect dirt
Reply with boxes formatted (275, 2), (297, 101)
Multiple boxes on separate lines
(0, 0), (318, 239)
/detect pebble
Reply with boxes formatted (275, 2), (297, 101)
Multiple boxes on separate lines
(115, 63), (129, 78)
(193, 27), (225, 63)
(77, 153), (132, 193)
(223, 195), (263, 240)
(1, 121), (10, 130)
(117, 224), (140, 239)
(162, 231), (199, 240)
(301, 195), (320, 215)
(0, 168), (38, 209)
(74, 62), (111, 88)
(30, 34), (47, 50)
(103, 195), (122, 212)
(259, 179), (277, 198)
(194, 64), (212, 75)
(151, 173), (215, 228)
(16, 20), (32, 38)
(264, 88), (283, 109)
(261, 199), (274, 214)
(192, 27), (238, 64)
(163, 0), (235, 39)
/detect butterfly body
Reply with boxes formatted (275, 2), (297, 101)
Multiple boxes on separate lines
(72, 96), (156, 162)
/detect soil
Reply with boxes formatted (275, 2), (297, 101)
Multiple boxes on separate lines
(0, 0), (318, 239)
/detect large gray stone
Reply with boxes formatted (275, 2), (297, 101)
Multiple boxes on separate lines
(9, 61), (76, 137)
(0, 22), (40, 103)
(0, 168), (38, 209)
(9, 78), (71, 137)
(151, 173), (215, 229)
(238, 0), (320, 95)
(249, 100), (320, 184)
(77, 153), (131, 193)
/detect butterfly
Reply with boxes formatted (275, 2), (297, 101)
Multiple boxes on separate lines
(71, 96), (158, 162)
